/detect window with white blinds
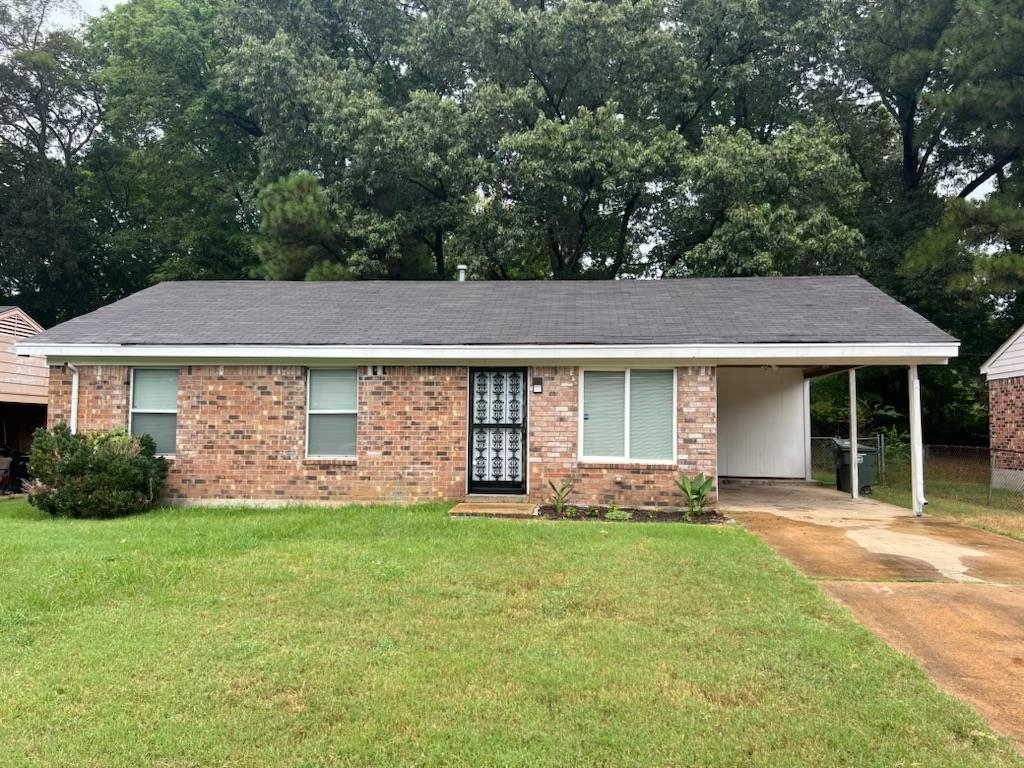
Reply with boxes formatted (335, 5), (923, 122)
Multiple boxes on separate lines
(130, 369), (179, 455)
(581, 369), (675, 461)
(307, 369), (357, 457)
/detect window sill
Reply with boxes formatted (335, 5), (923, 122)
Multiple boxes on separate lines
(578, 458), (678, 470)
(303, 457), (357, 465)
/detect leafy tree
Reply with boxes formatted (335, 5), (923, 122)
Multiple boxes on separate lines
(482, 103), (686, 278)
(87, 0), (260, 282)
(660, 124), (866, 276)
(256, 171), (354, 280)
(911, 0), (1024, 303)
(663, 0), (839, 143)
(0, 0), (106, 325)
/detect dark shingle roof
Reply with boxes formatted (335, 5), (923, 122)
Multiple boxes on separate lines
(27, 276), (956, 346)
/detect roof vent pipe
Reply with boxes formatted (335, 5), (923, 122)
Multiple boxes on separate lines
(456, 264), (467, 282)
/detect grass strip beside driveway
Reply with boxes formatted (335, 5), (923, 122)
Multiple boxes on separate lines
(0, 501), (1019, 767)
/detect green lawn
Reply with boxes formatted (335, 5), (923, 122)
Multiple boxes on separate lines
(0, 500), (1019, 767)
(869, 457), (1024, 542)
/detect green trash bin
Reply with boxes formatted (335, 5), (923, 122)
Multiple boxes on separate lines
(833, 439), (877, 493)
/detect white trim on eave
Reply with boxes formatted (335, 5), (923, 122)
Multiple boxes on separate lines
(981, 322), (1024, 378)
(14, 341), (959, 367)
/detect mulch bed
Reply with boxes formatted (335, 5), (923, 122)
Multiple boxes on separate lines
(534, 504), (726, 524)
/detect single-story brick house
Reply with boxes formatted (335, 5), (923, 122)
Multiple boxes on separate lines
(17, 276), (958, 509)
(981, 323), (1024, 490)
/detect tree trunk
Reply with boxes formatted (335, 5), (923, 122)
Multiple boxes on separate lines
(899, 99), (919, 193)
(432, 227), (444, 278)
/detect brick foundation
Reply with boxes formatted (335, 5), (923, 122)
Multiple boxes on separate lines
(45, 363), (718, 506)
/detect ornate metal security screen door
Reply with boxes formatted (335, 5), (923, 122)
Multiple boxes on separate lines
(468, 369), (528, 493)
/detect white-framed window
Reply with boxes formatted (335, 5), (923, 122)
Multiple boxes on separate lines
(580, 369), (676, 462)
(130, 368), (179, 455)
(306, 369), (357, 458)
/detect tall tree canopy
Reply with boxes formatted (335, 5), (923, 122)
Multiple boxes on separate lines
(0, 0), (1021, 440)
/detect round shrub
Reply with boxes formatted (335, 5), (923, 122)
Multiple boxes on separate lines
(27, 424), (168, 519)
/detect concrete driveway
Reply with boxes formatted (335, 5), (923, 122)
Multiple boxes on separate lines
(721, 482), (1024, 751)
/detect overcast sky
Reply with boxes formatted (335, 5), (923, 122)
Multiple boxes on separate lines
(73, 0), (120, 21)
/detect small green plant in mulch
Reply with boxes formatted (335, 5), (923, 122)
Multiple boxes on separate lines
(676, 472), (714, 518)
(561, 504), (579, 519)
(604, 501), (632, 521)
(586, 505), (601, 518)
(547, 477), (575, 517)
(604, 509), (633, 522)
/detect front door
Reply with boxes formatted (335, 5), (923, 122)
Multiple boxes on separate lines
(468, 368), (527, 494)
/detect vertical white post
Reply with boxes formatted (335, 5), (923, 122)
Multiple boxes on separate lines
(908, 364), (926, 516)
(803, 378), (812, 481)
(848, 368), (858, 498)
(68, 363), (80, 434)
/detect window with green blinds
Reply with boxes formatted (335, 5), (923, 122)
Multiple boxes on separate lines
(582, 370), (674, 461)
(307, 369), (357, 457)
(130, 369), (178, 455)
(629, 370), (674, 460)
(583, 371), (625, 457)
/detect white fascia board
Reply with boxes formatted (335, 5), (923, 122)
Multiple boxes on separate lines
(982, 369), (1024, 382)
(16, 341), (959, 367)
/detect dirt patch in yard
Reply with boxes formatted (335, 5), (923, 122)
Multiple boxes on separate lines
(823, 581), (1024, 752)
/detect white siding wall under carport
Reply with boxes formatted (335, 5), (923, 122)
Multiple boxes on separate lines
(717, 367), (808, 478)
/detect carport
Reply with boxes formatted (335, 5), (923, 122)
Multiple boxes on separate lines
(716, 359), (951, 516)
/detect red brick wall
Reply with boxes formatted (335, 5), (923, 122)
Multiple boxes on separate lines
(45, 363), (718, 506)
(678, 366), (718, 480)
(46, 366), (71, 427)
(527, 366), (718, 507)
(47, 365), (130, 430)
(47, 365), (468, 503)
(169, 365), (468, 502)
(990, 376), (1024, 470)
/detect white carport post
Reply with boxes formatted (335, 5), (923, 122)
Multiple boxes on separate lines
(908, 364), (926, 516)
(848, 368), (858, 499)
(803, 378), (813, 481)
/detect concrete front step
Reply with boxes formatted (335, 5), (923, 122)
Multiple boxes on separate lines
(463, 493), (530, 503)
(449, 501), (537, 519)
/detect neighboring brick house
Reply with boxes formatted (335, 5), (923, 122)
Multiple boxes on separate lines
(982, 324), (1024, 490)
(19, 277), (958, 507)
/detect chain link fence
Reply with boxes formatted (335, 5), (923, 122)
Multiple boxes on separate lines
(990, 448), (1024, 507)
(811, 438), (1024, 512)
